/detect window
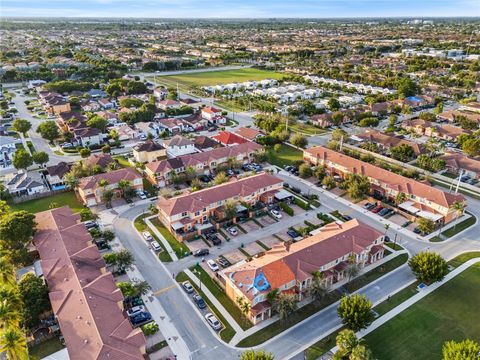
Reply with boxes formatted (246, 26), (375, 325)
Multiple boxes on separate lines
(203, 208), (207, 212)
(195, 211), (200, 216)
(181, 212), (187, 217)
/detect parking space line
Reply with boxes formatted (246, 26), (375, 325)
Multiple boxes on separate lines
(153, 284), (176, 296)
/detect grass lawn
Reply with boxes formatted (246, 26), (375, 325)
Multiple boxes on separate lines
(113, 155), (133, 168)
(289, 122), (328, 136)
(134, 214), (172, 262)
(150, 218), (190, 258)
(176, 271), (236, 343)
(384, 242), (404, 251)
(373, 282), (419, 317)
(344, 253), (409, 293)
(430, 211), (476, 242)
(266, 143), (303, 168)
(29, 338), (64, 359)
(448, 251), (480, 269)
(160, 68), (285, 88)
(190, 265), (253, 330)
(215, 99), (248, 112)
(10, 191), (83, 214)
(365, 263), (480, 360)
(304, 328), (342, 360)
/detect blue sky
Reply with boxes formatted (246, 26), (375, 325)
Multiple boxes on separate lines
(2, 0), (479, 18)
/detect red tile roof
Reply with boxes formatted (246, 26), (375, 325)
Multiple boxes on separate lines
(212, 131), (248, 145)
(78, 167), (141, 191)
(305, 146), (465, 209)
(33, 207), (145, 360)
(235, 127), (263, 141)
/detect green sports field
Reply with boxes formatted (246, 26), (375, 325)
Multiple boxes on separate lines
(365, 263), (480, 360)
(157, 68), (285, 88)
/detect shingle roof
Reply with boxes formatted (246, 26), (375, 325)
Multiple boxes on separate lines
(33, 207), (145, 360)
(78, 167), (141, 190)
(133, 140), (165, 152)
(235, 127), (263, 141)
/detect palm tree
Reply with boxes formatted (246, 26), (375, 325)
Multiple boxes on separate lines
(449, 201), (464, 230)
(0, 286), (22, 312)
(223, 199), (238, 223)
(310, 274), (329, 303)
(0, 327), (28, 360)
(102, 189), (114, 208)
(395, 192), (407, 206)
(133, 280), (151, 296)
(116, 249), (134, 273)
(275, 292), (298, 322)
(236, 296), (251, 316)
(0, 257), (16, 287)
(0, 299), (21, 330)
(345, 255), (361, 282)
(64, 172), (79, 189)
(266, 289), (279, 308)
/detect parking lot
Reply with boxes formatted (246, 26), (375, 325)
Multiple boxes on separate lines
(256, 214), (278, 227)
(242, 242), (265, 257)
(223, 249), (248, 264)
(239, 219), (263, 232)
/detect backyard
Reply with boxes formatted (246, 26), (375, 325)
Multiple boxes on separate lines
(266, 143), (303, 168)
(365, 263), (480, 360)
(157, 68), (285, 88)
(10, 191), (84, 214)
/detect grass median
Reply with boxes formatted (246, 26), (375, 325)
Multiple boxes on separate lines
(134, 214), (172, 262)
(176, 271), (236, 343)
(149, 217), (190, 258)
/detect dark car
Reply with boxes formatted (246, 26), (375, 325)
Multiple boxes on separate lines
(363, 202), (376, 210)
(193, 294), (207, 309)
(413, 227), (422, 234)
(207, 234), (221, 246)
(378, 208), (390, 217)
(402, 221), (412, 228)
(287, 229), (300, 238)
(199, 175), (210, 183)
(217, 258), (231, 268)
(342, 215), (353, 221)
(194, 248), (209, 257)
(131, 312), (152, 326)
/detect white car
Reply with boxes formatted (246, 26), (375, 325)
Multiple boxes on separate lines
(126, 305), (146, 318)
(142, 231), (153, 241)
(227, 227), (238, 236)
(137, 191), (147, 200)
(151, 241), (161, 251)
(207, 259), (219, 272)
(270, 209), (282, 219)
(205, 313), (222, 331)
(182, 281), (194, 293)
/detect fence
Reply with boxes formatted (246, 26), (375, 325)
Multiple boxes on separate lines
(11, 188), (71, 204)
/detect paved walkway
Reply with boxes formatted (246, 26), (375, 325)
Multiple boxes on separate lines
(145, 215), (179, 261)
(328, 257), (480, 356)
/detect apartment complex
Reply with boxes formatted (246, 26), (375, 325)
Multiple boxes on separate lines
(145, 141), (262, 187)
(33, 207), (146, 359)
(222, 219), (385, 324)
(304, 146), (465, 223)
(77, 167), (143, 206)
(156, 172), (283, 241)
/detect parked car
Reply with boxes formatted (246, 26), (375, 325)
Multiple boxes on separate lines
(205, 313), (222, 331)
(402, 221), (412, 228)
(199, 175), (210, 183)
(270, 209), (282, 219)
(131, 312), (152, 325)
(84, 221), (99, 230)
(287, 229), (300, 238)
(342, 215), (353, 221)
(137, 190), (147, 200)
(142, 231), (153, 241)
(284, 165), (293, 172)
(378, 208), (390, 217)
(151, 241), (161, 251)
(413, 227), (422, 234)
(372, 206), (383, 214)
(194, 248), (209, 257)
(227, 227), (238, 236)
(126, 305), (146, 318)
(207, 259), (220, 272)
(182, 281), (194, 294)
(363, 202), (376, 210)
(193, 294), (207, 309)
(210, 236), (221, 246)
(217, 258), (231, 268)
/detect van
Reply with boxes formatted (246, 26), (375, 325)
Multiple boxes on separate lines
(151, 241), (161, 251)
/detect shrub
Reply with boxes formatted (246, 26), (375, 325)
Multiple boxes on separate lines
(294, 197), (310, 210)
(279, 202), (294, 216)
(142, 321), (159, 336)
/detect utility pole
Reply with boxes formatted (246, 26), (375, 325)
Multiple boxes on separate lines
(455, 169), (463, 194)
(339, 135), (344, 152)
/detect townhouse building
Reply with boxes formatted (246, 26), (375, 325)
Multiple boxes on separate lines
(76, 167), (143, 206)
(304, 146), (465, 224)
(145, 141), (262, 187)
(440, 153), (480, 180)
(355, 129), (425, 156)
(156, 172), (283, 241)
(222, 219), (385, 324)
(401, 119), (471, 142)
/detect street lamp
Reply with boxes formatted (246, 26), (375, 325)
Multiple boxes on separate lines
(194, 268), (202, 291)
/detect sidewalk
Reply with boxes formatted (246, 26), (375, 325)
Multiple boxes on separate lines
(145, 214), (179, 261)
(184, 269), (244, 336)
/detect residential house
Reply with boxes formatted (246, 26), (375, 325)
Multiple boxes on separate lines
(180, 98), (201, 110)
(145, 141), (262, 187)
(5, 171), (47, 196)
(133, 140), (167, 163)
(84, 153), (115, 170)
(57, 112), (88, 133)
(201, 107), (225, 124)
(401, 119), (471, 142)
(212, 131), (248, 146)
(114, 123), (139, 141)
(156, 172), (283, 241)
(234, 127), (264, 142)
(157, 118), (190, 135)
(222, 219), (384, 324)
(38, 91), (71, 115)
(304, 146), (465, 224)
(193, 136), (224, 152)
(181, 113), (209, 131)
(73, 127), (103, 147)
(158, 100), (181, 110)
(459, 102), (480, 114)
(355, 129), (425, 156)
(161, 135), (197, 158)
(153, 87), (168, 100)
(45, 162), (71, 190)
(437, 110), (480, 125)
(98, 98), (116, 110)
(439, 153), (480, 180)
(33, 207), (146, 359)
(0, 136), (21, 166)
(77, 167), (143, 206)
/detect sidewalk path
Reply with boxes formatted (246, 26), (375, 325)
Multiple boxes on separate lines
(145, 215), (179, 261)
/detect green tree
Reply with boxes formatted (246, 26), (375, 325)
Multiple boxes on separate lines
(416, 217), (435, 235)
(273, 143), (282, 152)
(17, 273), (50, 328)
(322, 176), (336, 190)
(442, 339), (480, 360)
(328, 98), (340, 111)
(310, 272), (329, 303)
(32, 151), (49, 166)
(462, 138), (480, 157)
(331, 111), (345, 126)
(102, 189), (114, 207)
(116, 249), (134, 273)
(266, 289), (279, 307)
(12, 150), (32, 171)
(390, 144), (415, 162)
(0, 256), (16, 287)
(11, 119), (31, 137)
(409, 251), (448, 284)
(395, 192), (407, 206)
(337, 294), (375, 331)
(0, 327), (28, 360)
(349, 345), (374, 360)
(37, 121), (59, 144)
(314, 165), (327, 181)
(344, 174), (371, 200)
(79, 208), (98, 222)
(223, 199), (238, 222)
(396, 77), (420, 98)
(449, 201), (464, 230)
(214, 172), (228, 185)
(133, 280), (151, 296)
(240, 350), (274, 360)
(64, 172), (79, 188)
(298, 163), (312, 178)
(290, 133), (308, 149)
(116, 281), (135, 297)
(79, 148), (91, 158)
(345, 255), (361, 281)
(87, 115), (108, 132)
(334, 329), (359, 359)
(0, 211), (36, 254)
(274, 292), (298, 322)
(102, 229), (115, 242)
